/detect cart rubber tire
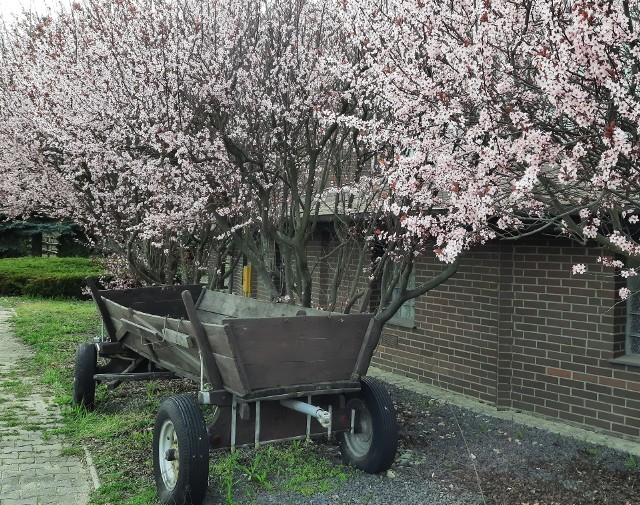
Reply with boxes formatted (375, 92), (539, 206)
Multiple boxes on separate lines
(73, 343), (97, 409)
(153, 395), (209, 505)
(339, 376), (398, 473)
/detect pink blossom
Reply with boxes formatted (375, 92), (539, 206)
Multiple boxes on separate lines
(572, 264), (587, 275)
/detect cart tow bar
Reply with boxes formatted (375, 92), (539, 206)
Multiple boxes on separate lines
(280, 399), (332, 428)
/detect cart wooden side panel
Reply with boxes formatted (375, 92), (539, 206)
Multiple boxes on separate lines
(99, 298), (203, 382)
(215, 314), (372, 392)
(100, 284), (203, 319)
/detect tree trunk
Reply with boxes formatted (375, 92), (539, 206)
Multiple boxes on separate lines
(31, 233), (43, 257)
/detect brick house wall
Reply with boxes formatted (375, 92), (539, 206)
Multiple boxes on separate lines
(371, 236), (640, 441)
(231, 234), (640, 441)
(373, 244), (501, 403)
(308, 232), (371, 313)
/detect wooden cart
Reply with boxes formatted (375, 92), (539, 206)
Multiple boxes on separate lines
(75, 282), (398, 505)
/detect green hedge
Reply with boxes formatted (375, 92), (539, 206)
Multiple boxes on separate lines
(0, 257), (104, 298)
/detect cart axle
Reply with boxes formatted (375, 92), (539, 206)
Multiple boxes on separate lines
(280, 399), (332, 428)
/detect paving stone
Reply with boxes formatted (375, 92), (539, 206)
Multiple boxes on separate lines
(0, 308), (92, 505)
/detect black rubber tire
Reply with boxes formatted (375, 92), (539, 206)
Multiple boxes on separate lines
(153, 395), (209, 505)
(73, 343), (97, 409)
(339, 376), (398, 473)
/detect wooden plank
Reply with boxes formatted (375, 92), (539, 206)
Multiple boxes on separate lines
(201, 322), (227, 338)
(120, 319), (163, 342)
(127, 300), (189, 319)
(206, 331), (234, 357)
(131, 313), (169, 338)
(181, 290), (224, 390)
(114, 322), (128, 341)
(221, 324), (252, 395)
(99, 284), (203, 307)
(162, 328), (194, 348)
(86, 278), (118, 341)
(198, 290), (329, 319)
(100, 285), (203, 318)
(119, 333), (201, 381)
(127, 311), (194, 335)
(103, 299), (134, 321)
(106, 304), (194, 337)
(244, 359), (356, 389)
(211, 353), (249, 395)
(226, 314), (371, 364)
(94, 372), (176, 382)
(235, 336), (363, 365)
(198, 311), (227, 325)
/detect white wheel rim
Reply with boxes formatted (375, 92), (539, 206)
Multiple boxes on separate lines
(158, 419), (179, 490)
(344, 398), (373, 457)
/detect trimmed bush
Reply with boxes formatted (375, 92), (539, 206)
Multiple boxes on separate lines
(0, 257), (104, 298)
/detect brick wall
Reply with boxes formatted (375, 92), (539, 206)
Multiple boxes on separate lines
(308, 233), (371, 313)
(372, 244), (501, 404)
(371, 237), (640, 441)
(230, 234), (640, 441)
(501, 238), (640, 439)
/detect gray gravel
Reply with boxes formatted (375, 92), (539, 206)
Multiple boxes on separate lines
(205, 381), (640, 505)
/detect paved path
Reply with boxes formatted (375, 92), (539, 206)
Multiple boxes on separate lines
(0, 308), (93, 505)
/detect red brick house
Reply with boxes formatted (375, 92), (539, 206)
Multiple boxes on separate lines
(231, 234), (640, 442)
(367, 236), (640, 442)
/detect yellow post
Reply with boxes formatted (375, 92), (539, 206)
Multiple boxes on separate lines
(242, 264), (252, 297)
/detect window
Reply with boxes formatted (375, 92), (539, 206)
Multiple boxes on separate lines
(390, 267), (415, 327)
(627, 273), (640, 355)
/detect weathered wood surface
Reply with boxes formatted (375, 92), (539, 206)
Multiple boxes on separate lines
(101, 301), (203, 381)
(94, 372), (176, 382)
(116, 332), (201, 382)
(93, 285), (375, 398)
(221, 314), (371, 390)
(182, 290), (224, 390)
(161, 328), (194, 348)
(100, 284), (202, 318)
(197, 289), (329, 320)
(209, 353), (249, 396)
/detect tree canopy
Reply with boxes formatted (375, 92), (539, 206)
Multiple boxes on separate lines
(0, 0), (638, 313)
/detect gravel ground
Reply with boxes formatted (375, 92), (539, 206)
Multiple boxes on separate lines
(206, 380), (640, 505)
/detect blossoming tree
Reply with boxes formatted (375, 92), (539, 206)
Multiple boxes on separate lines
(2, 0), (635, 324)
(344, 0), (640, 300)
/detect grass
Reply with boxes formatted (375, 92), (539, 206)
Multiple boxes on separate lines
(211, 441), (353, 504)
(624, 455), (639, 468)
(513, 427), (526, 440)
(3, 296), (354, 505)
(4, 297), (161, 505)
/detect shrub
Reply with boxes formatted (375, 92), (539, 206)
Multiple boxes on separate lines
(0, 257), (104, 298)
